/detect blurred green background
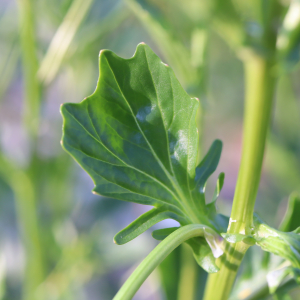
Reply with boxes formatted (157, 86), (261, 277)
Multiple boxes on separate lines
(0, 0), (300, 299)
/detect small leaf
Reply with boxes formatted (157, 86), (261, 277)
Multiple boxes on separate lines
(114, 208), (176, 244)
(194, 140), (222, 195)
(192, 140), (223, 213)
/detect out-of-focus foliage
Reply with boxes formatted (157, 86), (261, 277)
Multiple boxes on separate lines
(1, 0), (300, 299)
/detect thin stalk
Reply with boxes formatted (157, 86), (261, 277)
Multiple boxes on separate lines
(38, 0), (94, 85)
(113, 225), (218, 300)
(17, 1), (45, 299)
(0, 155), (43, 300)
(203, 54), (276, 300)
(17, 0), (40, 137)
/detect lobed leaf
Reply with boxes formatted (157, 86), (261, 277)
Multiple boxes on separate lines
(61, 43), (226, 272)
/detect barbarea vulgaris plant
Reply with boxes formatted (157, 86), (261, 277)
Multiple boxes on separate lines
(61, 44), (300, 300)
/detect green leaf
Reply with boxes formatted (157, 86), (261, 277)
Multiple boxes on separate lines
(61, 43), (224, 227)
(61, 43), (225, 272)
(114, 208), (176, 244)
(193, 140), (222, 201)
(62, 43), (199, 223)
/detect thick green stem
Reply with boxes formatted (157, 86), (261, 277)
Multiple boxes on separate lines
(113, 225), (218, 300)
(229, 56), (276, 235)
(203, 241), (250, 300)
(203, 54), (276, 300)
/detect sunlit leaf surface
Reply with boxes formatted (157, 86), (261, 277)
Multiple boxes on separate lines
(61, 43), (226, 272)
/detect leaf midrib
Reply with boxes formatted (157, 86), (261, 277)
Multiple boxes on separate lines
(104, 53), (200, 224)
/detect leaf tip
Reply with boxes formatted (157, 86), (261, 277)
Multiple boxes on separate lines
(213, 139), (223, 148)
(113, 234), (123, 245)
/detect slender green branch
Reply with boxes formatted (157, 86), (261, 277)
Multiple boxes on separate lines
(113, 225), (219, 300)
(38, 0), (94, 85)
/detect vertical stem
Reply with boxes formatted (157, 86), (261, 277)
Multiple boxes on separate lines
(203, 241), (250, 300)
(18, 0), (40, 137)
(229, 56), (276, 235)
(11, 172), (44, 300)
(203, 54), (276, 300)
(17, 1), (44, 299)
(0, 155), (44, 300)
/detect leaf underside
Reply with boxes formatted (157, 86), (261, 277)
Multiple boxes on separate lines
(61, 43), (226, 272)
